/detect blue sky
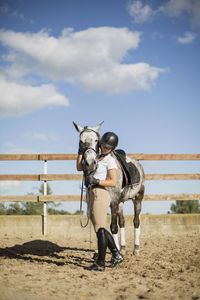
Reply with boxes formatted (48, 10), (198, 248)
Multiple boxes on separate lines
(0, 0), (200, 214)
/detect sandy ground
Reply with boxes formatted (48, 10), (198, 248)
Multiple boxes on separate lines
(0, 230), (200, 300)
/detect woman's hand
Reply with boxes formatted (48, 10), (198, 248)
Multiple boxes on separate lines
(78, 141), (87, 154)
(76, 154), (83, 171)
(85, 175), (100, 187)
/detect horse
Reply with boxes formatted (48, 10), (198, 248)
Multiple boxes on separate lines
(73, 121), (145, 255)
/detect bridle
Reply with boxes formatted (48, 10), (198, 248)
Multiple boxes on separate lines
(80, 127), (100, 153)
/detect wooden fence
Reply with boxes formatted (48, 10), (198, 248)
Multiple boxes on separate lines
(0, 153), (200, 234)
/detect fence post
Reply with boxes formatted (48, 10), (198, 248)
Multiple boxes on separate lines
(42, 160), (47, 235)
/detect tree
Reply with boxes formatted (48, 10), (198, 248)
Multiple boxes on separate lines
(39, 182), (60, 209)
(21, 194), (43, 215)
(73, 210), (84, 215)
(6, 203), (24, 215)
(22, 183), (60, 215)
(0, 203), (7, 215)
(170, 200), (200, 214)
(1, 183), (73, 215)
(48, 207), (71, 215)
(21, 182), (53, 215)
(39, 182), (52, 195)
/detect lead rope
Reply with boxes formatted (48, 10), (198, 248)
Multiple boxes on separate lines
(80, 179), (90, 228)
(79, 179), (93, 250)
(89, 216), (92, 250)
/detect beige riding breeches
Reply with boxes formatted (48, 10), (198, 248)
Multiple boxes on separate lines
(88, 187), (110, 232)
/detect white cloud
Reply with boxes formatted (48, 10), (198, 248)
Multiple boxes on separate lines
(0, 75), (69, 118)
(178, 31), (196, 44)
(0, 27), (141, 82)
(26, 133), (59, 141)
(2, 142), (16, 148)
(128, 0), (200, 28)
(158, 0), (200, 28)
(127, 0), (155, 23)
(8, 10), (25, 20)
(1, 142), (37, 154)
(0, 181), (22, 193)
(81, 63), (164, 93)
(0, 3), (33, 24)
(0, 3), (9, 13)
(0, 27), (165, 97)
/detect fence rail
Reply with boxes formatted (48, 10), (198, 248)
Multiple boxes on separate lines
(1, 153), (200, 160)
(0, 194), (200, 203)
(1, 173), (200, 181)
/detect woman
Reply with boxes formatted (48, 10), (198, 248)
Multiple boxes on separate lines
(76, 132), (124, 271)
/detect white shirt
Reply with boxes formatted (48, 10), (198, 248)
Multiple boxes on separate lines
(93, 154), (117, 180)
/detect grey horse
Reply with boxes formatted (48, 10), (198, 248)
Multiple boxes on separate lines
(73, 122), (145, 254)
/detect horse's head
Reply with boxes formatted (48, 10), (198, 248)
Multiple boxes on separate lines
(73, 121), (104, 175)
(82, 147), (98, 175)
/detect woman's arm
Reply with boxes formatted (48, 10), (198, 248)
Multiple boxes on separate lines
(76, 154), (83, 171)
(99, 168), (117, 187)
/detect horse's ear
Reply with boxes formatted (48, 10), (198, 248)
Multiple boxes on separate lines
(93, 121), (104, 132)
(73, 122), (83, 133)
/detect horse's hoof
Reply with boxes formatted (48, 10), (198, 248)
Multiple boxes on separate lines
(133, 245), (140, 256)
(120, 245), (126, 255)
(134, 249), (139, 256)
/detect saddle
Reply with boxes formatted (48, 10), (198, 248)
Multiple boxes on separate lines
(114, 149), (140, 187)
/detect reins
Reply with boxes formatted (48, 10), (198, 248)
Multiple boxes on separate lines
(79, 178), (90, 228)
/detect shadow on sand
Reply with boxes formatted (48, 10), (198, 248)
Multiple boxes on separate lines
(0, 240), (94, 268)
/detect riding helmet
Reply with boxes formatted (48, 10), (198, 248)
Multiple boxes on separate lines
(99, 132), (118, 149)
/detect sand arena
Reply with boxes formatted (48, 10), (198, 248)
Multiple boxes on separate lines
(0, 215), (199, 300)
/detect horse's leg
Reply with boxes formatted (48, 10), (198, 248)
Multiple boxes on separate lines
(133, 198), (141, 255)
(117, 202), (126, 254)
(110, 202), (120, 250)
(133, 184), (144, 255)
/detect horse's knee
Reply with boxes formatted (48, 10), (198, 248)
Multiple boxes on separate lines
(118, 216), (125, 228)
(118, 203), (125, 228)
(133, 216), (140, 228)
(110, 223), (118, 234)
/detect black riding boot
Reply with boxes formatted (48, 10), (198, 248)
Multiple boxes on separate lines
(86, 228), (107, 271)
(104, 229), (124, 268)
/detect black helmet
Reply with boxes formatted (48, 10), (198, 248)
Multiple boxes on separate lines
(100, 132), (118, 149)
